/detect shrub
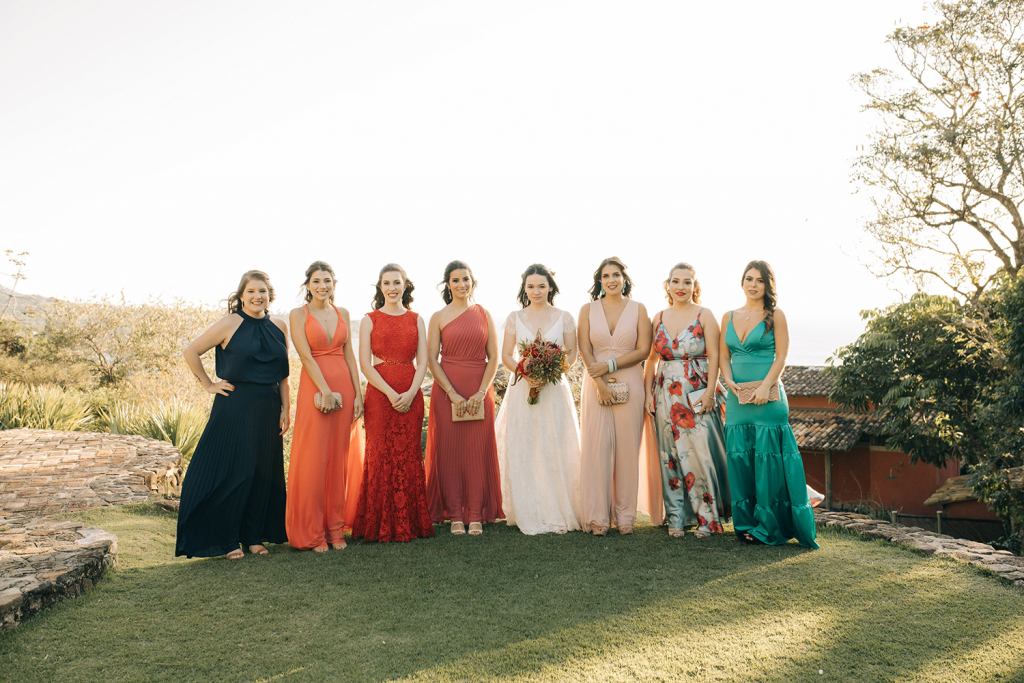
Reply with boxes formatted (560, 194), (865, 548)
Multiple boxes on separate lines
(0, 382), (93, 431)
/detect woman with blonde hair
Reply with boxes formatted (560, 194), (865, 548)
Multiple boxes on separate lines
(643, 263), (730, 538)
(285, 260), (365, 552)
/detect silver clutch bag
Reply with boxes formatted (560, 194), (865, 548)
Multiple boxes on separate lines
(606, 378), (629, 405)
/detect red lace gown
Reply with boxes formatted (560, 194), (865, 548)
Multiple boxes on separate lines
(352, 309), (436, 542)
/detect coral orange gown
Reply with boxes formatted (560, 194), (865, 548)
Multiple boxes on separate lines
(285, 305), (364, 549)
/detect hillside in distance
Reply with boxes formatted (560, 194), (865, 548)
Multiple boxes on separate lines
(0, 285), (50, 328)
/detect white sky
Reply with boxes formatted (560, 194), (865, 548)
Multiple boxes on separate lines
(0, 1), (931, 364)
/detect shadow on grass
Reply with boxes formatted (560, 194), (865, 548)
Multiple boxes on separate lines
(1, 506), (1022, 683)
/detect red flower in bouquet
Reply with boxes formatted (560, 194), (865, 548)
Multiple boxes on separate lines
(684, 472), (695, 491)
(512, 331), (571, 405)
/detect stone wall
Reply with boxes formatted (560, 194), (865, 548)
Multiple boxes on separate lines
(0, 429), (182, 630)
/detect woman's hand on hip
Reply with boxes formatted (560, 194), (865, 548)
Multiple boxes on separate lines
(206, 380), (234, 397)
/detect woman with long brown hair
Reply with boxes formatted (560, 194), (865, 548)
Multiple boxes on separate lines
(176, 270), (290, 559)
(285, 261), (365, 552)
(495, 263), (582, 535)
(423, 260), (503, 535)
(352, 264), (435, 543)
(719, 260), (818, 548)
(577, 257), (651, 536)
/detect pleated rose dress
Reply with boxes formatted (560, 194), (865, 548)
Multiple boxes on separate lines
(424, 305), (503, 525)
(578, 299), (645, 533)
(176, 310), (289, 557)
(352, 310), (435, 543)
(724, 314), (818, 549)
(285, 305), (365, 549)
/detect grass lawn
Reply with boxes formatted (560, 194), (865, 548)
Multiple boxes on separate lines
(0, 504), (1022, 683)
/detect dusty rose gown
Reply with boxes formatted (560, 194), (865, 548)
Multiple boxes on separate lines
(579, 299), (645, 532)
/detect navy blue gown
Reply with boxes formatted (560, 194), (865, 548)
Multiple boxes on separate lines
(176, 310), (290, 557)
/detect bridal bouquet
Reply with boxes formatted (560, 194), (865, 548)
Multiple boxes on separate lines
(512, 332), (571, 405)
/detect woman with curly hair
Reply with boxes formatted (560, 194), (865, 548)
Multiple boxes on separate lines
(719, 260), (818, 548)
(642, 263), (730, 539)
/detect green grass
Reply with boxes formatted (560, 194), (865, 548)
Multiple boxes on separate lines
(1, 505), (1022, 683)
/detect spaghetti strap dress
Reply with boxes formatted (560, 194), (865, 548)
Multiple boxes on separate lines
(285, 305), (365, 549)
(352, 310), (435, 543)
(176, 310), (289, 557)
(424, 304), (503, 525)
(724, 315), (818, 549)
(650, 310), (731, 534)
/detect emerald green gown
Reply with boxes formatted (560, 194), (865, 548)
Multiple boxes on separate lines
(724, 315), (818, 549)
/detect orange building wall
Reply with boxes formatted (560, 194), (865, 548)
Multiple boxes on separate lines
(799, 448), (1000, 519)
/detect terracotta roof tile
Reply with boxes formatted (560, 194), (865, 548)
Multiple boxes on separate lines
(783, 365), (835, 397)
(790, 408), (883, 451)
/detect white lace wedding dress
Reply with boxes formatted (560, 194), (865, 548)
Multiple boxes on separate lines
(495, 308), (582, 535)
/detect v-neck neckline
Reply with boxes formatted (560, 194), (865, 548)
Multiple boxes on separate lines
(731, 317), (765, 346)
(308, 304), (340, 347)
(659, 309), (701, 341)
(599, 298), (629, 338)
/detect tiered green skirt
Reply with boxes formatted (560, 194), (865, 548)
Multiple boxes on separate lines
(724, 371), (818, 549)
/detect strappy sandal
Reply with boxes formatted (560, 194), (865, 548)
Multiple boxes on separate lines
(618, 526), (633, 535)
(248, 544), (270, 555)
(592, 526), (608, 537)
(668, 528), (685, 538)
(468, 522), (483, 536)
(738, 531), (763, 545)
(451, 521), (466, 535)
(226, 548), (244, 560)
(694, 530), (711, 539)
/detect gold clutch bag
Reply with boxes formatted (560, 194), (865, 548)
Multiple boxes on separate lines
(451, 402), (485, 422)
(735, 381), (780, 404)
(314, 391), (343, 410)
(606, 378), (629, 405)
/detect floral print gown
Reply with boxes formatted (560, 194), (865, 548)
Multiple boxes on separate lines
(651, 310), (731, 533)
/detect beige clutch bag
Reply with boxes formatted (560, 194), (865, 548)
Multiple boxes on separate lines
(314, 391), (343, 410)
(735, 381), (780, 404)
(451, 402), (485, 422)
(606, 378), (629, 405)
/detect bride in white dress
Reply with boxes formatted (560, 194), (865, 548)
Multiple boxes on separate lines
(495, 264), (582, 535)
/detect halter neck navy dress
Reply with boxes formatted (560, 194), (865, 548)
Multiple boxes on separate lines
(176, 310), (290, 557)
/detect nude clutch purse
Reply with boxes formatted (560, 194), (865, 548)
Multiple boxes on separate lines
(451, 403), (485, 422)
(606, 378), (629, 405)
(734, 381), (780, 404)
(314, 391), (343, 410)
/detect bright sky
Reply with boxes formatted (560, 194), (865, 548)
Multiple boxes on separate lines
(0, 2), (931, 364)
